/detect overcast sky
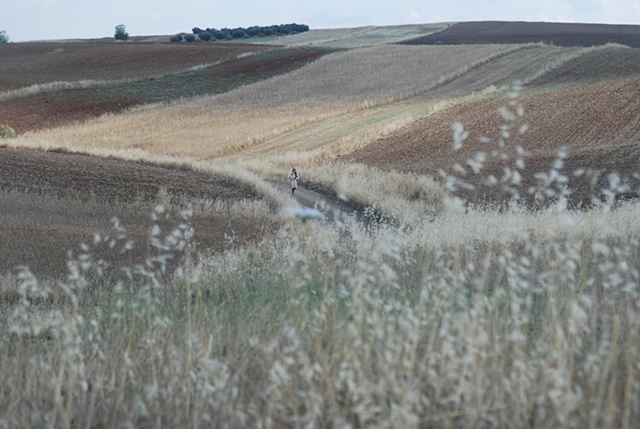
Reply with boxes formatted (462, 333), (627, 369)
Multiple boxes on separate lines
(3, 0), (640, 42)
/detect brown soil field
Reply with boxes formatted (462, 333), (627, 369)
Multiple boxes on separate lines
(402, 21), (640, 48)
(0, 147), (272, 281)
(343, 77), (640, 208)
(0, 44), (332, 133)
(530, 46), (640, 85)
(0, 41), (274, 91)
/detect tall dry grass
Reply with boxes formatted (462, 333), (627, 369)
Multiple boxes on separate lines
(2, 186), (640, 427)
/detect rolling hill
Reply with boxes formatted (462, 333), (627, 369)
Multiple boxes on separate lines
(3, 21), (640, 428)
(1, 21), (640, 277)
(401, 20), (640, 48)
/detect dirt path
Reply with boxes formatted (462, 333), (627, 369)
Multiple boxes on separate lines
(269, 180), (363, 224)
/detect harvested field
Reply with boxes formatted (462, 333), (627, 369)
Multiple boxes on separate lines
(342, 77), (640, 207)
(0, 147), (275, 280)
(530, 45), (640, 85)
(13, 44), (522, 158)
(402, 21), (640, 48)
(0, 46), (332, 133)
(0, 41), (276, 92)
(263, 23), (451, 48)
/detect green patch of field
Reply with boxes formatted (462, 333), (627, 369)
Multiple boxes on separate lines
(82, 47), (335, 104)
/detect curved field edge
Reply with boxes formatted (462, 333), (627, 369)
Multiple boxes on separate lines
(0, 144), (294, 281)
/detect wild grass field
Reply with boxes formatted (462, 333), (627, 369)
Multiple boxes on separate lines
(1, 22), (640, 428)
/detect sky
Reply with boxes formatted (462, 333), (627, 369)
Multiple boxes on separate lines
(2, 0), (640, 42)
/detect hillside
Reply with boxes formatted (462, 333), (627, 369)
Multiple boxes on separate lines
(342, 76), (640, 207)
(2, 21), (640, 276)
(0, 44), (333, 133)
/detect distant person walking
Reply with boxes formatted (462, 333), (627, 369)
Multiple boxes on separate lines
(288, 168), (299, 195)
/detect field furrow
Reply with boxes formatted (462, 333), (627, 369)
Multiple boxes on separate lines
(342, 77), (640, 207)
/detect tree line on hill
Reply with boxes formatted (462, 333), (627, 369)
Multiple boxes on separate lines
(170, 23), (310, 42)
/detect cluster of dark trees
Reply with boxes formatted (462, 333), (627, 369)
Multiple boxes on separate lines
(170, 23), (309, 42)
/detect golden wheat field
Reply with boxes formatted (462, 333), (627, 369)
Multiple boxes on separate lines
(1, 22), (640, 428)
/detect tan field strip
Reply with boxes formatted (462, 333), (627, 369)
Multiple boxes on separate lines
(261, 23), (452, 48)
(231, 44), (588, 170)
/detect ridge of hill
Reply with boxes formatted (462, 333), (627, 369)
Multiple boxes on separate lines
(256, 23), (452, 48)
(401, 21), (640, 48)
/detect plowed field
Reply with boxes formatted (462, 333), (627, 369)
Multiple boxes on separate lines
(0, 44), (332, 133)
(403, 21), (640, 48)
(0, 147), (268, 280)
(343, 77), (640, 207)
(0, 42), (274, 91)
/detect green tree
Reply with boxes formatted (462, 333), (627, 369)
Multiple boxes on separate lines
(230, 28), (246, 39)
(0, 30), (9, 43)
(114, 24), (129, 41)
(198, 31), (212, 41)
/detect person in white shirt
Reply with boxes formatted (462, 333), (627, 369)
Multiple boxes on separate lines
(288, 168), (299, 195)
